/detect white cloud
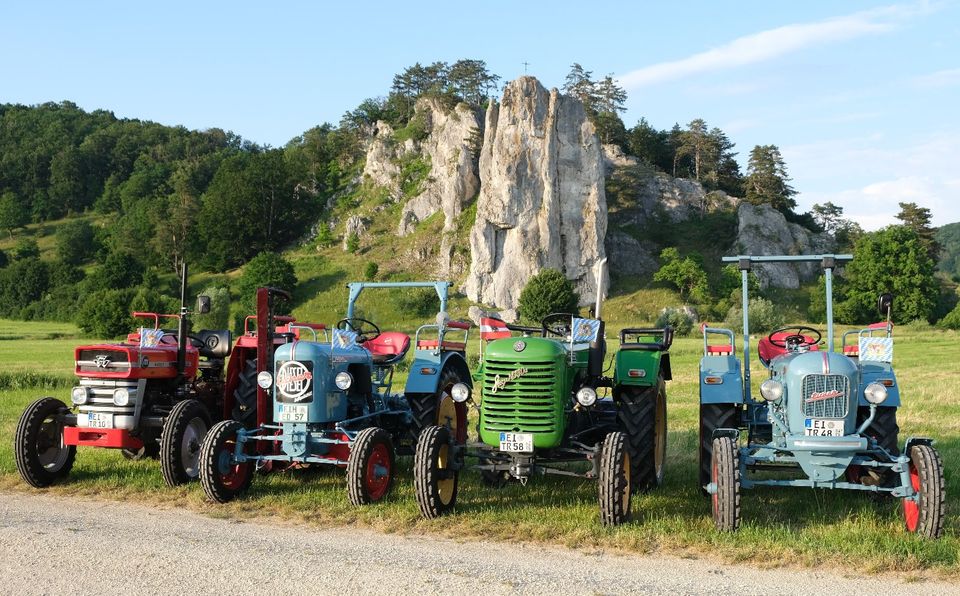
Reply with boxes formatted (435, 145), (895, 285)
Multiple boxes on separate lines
(913, 67), (960, 88)
(617, 3), (931, 89)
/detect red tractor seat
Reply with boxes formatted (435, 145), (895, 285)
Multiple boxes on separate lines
(416, 340), (466, 351)
(757, 332), (819, 364)
(362, 332), (410, 364)
(706, 344), (734, 355)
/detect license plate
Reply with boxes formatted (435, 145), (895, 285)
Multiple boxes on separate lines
(278, 404), (309, 422)
(79, 412), (113, 429)
(804, 418), (844, 437)
(499, 432), (534, 452)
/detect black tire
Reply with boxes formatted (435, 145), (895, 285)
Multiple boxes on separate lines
(711, 435), (741, 532)
(199, 420), (253, 503)
(160, 399), (210, 487)
(232, 358), (258, 427)
(408, 367), (467, 443)
(346, 427), (396, 505)
(14, 397), (76, 488)
(902, 444), (945, 539)
(414, 425), (459, 518)
(598, 431), (632, 526)
(617, 378), (666, 492)
(699, 404), (738, 496)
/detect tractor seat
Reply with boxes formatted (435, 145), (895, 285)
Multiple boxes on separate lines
(706, 344), (734, 355)
(843, 345), (859, 357)
(362, 332), (411, 364)
(757, 332), (819, 365)
(416, 339), (466, 351)
(194, 329), (232, 358)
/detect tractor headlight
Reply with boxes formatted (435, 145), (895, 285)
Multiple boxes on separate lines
(335, 371), (353, 390)
(864, 382), (888, 404)
(257, 371), (273, 389)
(71, 386), (89, 405)
(451, 382), (470, 403)
(112, 388), (130, 406)
(575, 387), (597, 407)
(759, 379), (784, 403)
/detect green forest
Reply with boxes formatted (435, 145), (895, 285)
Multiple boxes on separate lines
(1, 60), (958, 336)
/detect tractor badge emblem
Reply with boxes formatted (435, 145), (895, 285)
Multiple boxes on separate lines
(491, 367), (528, 394)
(513, 340), (526, 352)
(805, 389), (844, 403)
(276, 361), (313, 401)
(94, 355), (112, 368)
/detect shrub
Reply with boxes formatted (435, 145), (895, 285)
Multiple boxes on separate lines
(653, 247), (709, 303)
(345, 232), (360, 254)
(394, 287), (439, 317)
(723, 297), (785, 333)
(654, 307), (695, 336)
(315, 222), (334, 249)
(91, 251), (145, 290)
(55, 219), (97, 265)
(518, 269), (580, 323)
(363, 262), (379, 281)
(193, 286), (231, 330)
(12, 238), (40, 260)
(77, 288), (137, 338)
(237, 252), (297, 312)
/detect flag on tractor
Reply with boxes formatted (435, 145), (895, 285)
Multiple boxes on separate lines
(139, 327), (164, 348)
(571, 318), (602, 343)
(480, 317), (511, 340)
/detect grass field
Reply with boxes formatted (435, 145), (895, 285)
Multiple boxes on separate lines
(0, 318), (958, 580)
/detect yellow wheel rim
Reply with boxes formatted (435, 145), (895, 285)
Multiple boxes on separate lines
(437, 443), (454, 504)
(622, 451), (631, 510)
(654, 390), (666, 479)
(437, 395), (458, 435)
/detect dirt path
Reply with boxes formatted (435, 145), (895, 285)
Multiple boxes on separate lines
(0, 491), (955, 595)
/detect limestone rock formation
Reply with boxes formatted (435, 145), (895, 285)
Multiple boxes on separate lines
(734, 202), (834, 288)
(464, 77), (608, 310)
(342, 215), (368, 251)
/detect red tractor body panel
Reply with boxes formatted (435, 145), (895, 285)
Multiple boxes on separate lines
(74, 338), (199, 380)
(63, 427), (144, 449)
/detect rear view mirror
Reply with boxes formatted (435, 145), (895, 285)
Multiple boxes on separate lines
(877, 293), (893, 317)
(197, 295), (211, 314)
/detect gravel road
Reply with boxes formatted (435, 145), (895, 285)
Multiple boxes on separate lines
(0, 491), (956, 595)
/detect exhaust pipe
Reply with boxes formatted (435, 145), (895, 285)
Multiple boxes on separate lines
(594, 258), (607, 320)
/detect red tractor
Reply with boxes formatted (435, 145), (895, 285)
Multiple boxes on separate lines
(14, 267), (321, 488)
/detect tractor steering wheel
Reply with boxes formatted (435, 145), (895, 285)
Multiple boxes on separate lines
(768, 325), (821, 350)
(336, 318), (381, 343)
(541, 312), (577, 338)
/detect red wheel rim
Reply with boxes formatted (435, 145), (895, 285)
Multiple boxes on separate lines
(364, 443), (391, 501)
(902, 460), (921, 532)
(219, 439), (250, 490)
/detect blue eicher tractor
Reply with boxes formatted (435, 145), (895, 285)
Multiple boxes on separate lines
(198, 281), (471, 505)
(699, 254), (945, 538)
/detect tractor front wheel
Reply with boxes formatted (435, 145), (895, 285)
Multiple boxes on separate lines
(346, 427), (395, 505)
(902, 444), (945, 539)
(409, 367), (468, 443)
(699, 404), (738, 496)
(414, 425), (459, 518)
(160, 399), (210, 487)
(199, 420), (253, 503)
(617, 379), (666, 492)
(598, 431), (632, 526)
(711, 435), (741, 532)
(14, 397), (76, 488)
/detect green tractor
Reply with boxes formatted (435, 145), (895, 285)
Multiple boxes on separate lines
(414, 261), (672, 525)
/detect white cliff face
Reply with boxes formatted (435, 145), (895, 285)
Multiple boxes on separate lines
(735, 202), (834, 288)
(464, 77), (608, 309)
(397, 99), (482, 236)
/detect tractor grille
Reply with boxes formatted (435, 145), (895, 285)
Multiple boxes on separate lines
(801, 374), (850, 418)
(76, 349), (131, 373)
(76, 378), (140, 430)
(481, 359), (557, 434)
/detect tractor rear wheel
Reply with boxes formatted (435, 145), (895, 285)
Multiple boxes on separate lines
(346, 427), (395, 505)
(199, 420), (253, 503)
(598, 431), (632, 526)
(699, 404), (738, 496)
(160, 399), (210, 487)
(711, 435), (741, 532)
(408, 367), (468, 443)
(232, 358), (258, 427)
(414, 425), (459, 518)
(14, 397), (76, 488)
(617, 378), (666, 492)
(902, 444), (945, 539)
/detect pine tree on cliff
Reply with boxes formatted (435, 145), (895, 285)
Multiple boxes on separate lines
(896, 201), (941, 262)
(744, 144), (797, 213)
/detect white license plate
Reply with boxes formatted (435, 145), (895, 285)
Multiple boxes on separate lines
(79, 412), (113, 429)
(499, 432), (534, 452)
(278, 404), (309, 422)
(804, 418), (844, 437)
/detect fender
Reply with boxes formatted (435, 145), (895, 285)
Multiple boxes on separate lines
(404, 351), (472, 394)
(699, 354), (745, 405)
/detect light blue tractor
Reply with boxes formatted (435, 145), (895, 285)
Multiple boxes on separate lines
(699, 254), (945, 538)
(198, 281), (471, 506)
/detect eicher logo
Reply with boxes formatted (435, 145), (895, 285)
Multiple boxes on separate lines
(277, 361), (313, 401)
(491, 367), (528, 394)
(806, 389), (844, 403)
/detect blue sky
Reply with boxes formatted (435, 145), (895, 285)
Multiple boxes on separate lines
(2, 1), (957, 228)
